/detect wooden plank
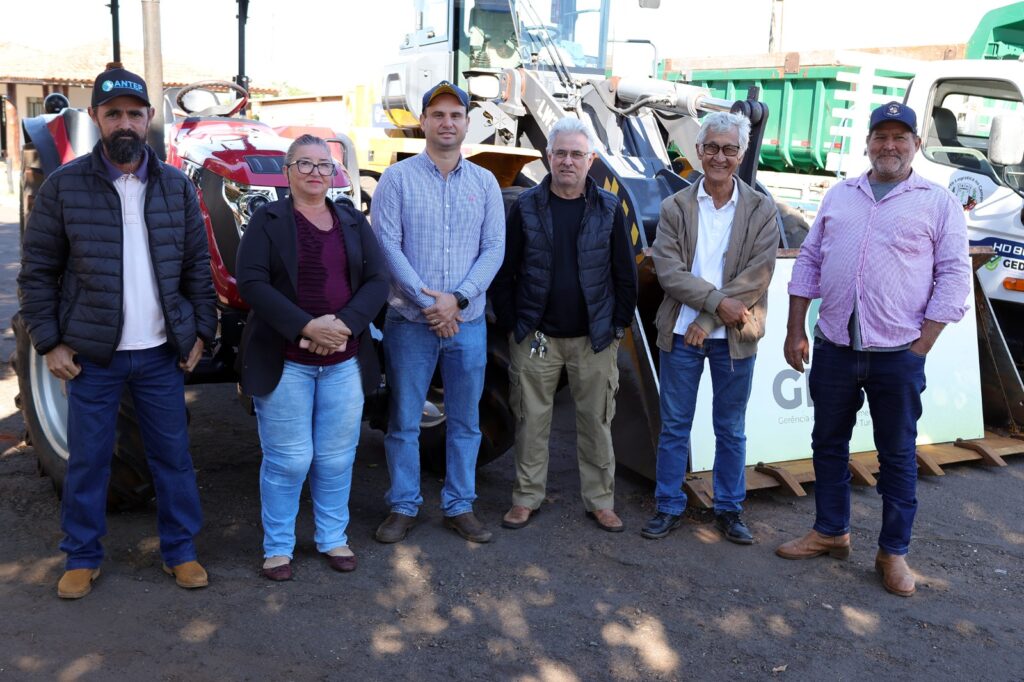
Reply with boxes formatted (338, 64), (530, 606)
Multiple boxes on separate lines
(734, 432), (1024, 495)
(683, 477), (714, 509)
(848, 459), (877, 486)
(754, 462), (807, 497)
(916, 450), (946, 476)
(955, 438), (1008, 467)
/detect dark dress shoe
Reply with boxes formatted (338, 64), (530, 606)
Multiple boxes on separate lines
(325, 554), (357, 573)
(375, 512), (417, 544)
(640, 511), (682, 539)
(715, 511), (754, 545)
(261, 563), (292, 581)
(444, 512), (493, 543)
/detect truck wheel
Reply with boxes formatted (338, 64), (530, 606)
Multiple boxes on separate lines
(11, 314), (153, 510)
(776, 201), (810, 248)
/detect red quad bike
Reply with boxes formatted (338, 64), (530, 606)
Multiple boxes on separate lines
(11, 82), (373, 508)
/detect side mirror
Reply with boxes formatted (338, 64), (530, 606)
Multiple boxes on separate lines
(639, 0), (661, 7)
(989, 113), (1024, 166)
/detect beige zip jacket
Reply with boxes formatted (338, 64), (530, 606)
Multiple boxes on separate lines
(652, 178), (779, 359)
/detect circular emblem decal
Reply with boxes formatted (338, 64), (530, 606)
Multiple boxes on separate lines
(949, 174), (984, 211)
(887, 103), (901, 116)
(101, 80), (114, 92)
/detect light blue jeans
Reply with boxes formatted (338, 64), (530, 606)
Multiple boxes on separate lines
(383, 310), (486, 517)
(253, 358), (363, 558)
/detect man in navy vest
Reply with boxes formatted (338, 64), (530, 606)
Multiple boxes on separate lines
(492, 117), (638, 532)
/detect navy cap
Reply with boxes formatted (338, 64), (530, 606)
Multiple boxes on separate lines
(92, 67), (150, 108)
(869, 101), (917, 135)
(422, 80), (469, 111)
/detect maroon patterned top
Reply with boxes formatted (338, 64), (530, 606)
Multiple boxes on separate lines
(284, 208), (359, 365)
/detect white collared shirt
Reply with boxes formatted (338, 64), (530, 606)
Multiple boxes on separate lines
(673, 178), (738, 339)
(115, 173), (167, 350)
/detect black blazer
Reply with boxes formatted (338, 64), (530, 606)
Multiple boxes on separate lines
(235, 196), (389, 398)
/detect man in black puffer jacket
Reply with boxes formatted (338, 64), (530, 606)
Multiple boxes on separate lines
(17, 67), (216, 599)
(492, 117), (637, 534)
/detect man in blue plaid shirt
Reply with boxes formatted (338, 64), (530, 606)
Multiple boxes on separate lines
(371, 81), (505, 544)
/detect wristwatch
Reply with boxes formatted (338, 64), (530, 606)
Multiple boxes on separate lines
(614, 326), (626, 340)
(453, 291), (470, 310)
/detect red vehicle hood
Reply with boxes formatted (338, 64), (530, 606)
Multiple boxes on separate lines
(169, 118), (352, 188)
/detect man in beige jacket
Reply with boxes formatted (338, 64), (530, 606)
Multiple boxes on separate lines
(641, 112), (779, 544)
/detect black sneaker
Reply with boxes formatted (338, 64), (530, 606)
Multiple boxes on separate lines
(640, 511), (683, 539)
(714, 511), (754, 545)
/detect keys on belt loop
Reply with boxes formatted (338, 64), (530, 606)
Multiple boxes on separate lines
(529, 330), (548, 359)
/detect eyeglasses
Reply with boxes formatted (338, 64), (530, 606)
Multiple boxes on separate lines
(700, 143), (741, 157)
(286, 160), (337, 176)
(551, 149), (591, 161)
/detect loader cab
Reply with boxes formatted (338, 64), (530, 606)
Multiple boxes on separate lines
(382, 0), (612, 127)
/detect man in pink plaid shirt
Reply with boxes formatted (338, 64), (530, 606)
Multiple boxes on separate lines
(776, 101), (972, 598)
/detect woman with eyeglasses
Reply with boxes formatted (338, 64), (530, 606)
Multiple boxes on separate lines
(235, 134), (388, 580)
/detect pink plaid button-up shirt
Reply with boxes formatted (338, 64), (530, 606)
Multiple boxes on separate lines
(789, 170), (971, 348)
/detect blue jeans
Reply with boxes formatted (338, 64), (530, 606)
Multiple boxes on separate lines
(383, 310), (486, 517)
(253, 358), (363, 558)
(809, 339), (926, 556)
(63, 344), (202, 570)
(654, 337), (755, 515)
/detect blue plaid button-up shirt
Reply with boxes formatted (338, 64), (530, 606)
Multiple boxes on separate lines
(371, 151), (505, 322)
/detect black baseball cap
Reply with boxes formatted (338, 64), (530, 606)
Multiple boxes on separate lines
(422, 80), (469, 111)
(92, 67), (150, 108)
(869, 101), (917, 135)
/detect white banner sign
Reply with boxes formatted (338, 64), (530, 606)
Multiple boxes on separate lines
(689, 258), (984, 472)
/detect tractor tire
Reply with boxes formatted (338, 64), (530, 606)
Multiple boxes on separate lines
(418, 324), (515, 475)
(501, 186), (526, 215)
(11, 314), (153, 510)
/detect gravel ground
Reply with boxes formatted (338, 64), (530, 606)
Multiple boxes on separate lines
(1, 196), (1022, 681)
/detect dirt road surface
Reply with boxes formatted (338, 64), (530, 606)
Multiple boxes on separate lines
(0, 196), (1022, 681)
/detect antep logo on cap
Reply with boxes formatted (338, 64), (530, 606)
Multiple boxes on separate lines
(102, 79), (143, 93)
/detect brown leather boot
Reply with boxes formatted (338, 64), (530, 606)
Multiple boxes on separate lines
(775, 530), (851, 560)
(375, 512), (417, 544)
(501, 505), (536, 530)
(163, 560), (209, 589)
(875, 550), (916, 597)
(57, 568), (101, 599)
(444, 512), (493, 543)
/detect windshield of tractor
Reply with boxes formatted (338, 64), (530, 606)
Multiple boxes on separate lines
(511, 0), (609, 74)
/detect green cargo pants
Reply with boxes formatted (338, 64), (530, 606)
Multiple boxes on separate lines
(507, 332), (620, 511)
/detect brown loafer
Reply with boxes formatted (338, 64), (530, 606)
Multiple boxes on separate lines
(586, 509), (624, 533)
(261, 562), (293, 581)
(775, 530), (851, 560)
(162, 560), (209, 589)
(375, 512), (417, 544)
(326, 554), (357, 573)
(57, 568), (101, 599)
(501, 505), (537, 530)
(444, 512), (493, 543)
(875, 550), (916, 597)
